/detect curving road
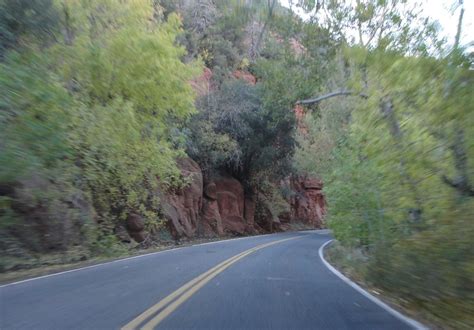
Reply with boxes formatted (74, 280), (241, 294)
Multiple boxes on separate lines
(0, 231), (422, 329)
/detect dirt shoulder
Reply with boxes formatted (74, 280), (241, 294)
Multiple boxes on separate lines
(0, 235), (237, 285)
(1, 224), (318, 285)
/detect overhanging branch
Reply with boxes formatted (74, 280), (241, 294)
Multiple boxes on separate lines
(296, 90), (368, 105)
(442, 175), (474, 197)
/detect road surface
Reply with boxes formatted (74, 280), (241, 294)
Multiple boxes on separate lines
(0, 231), (420, 329)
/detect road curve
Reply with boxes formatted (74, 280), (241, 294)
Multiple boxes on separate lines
(1, 231), (418, 329)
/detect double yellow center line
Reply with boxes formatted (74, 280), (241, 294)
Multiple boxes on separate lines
(122, 236), (300, 330)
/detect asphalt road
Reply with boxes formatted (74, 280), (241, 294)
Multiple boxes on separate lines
(0, 231), (419, 330)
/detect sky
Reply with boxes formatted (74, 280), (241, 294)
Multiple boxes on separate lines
(279, 0), (473, 48)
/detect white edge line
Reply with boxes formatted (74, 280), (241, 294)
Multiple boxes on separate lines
(0, 231), (301, 288)
(318, 239), (428, 330)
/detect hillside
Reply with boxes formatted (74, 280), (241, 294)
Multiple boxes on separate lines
(0, 0), (473, 327)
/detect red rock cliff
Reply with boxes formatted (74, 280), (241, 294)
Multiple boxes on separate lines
(281, 176), (326, 228)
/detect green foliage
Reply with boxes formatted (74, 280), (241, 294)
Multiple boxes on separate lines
(296, 34), (473, 328)
(185, 120), (239, 174)
(0, 52), (71, 183)
(170, 0), (251, 83)
(291, 0), (473, 325)
(0, 0), (59, 56)
(55, 0), (199, 222)
(0, 0), (198, 270)
(191, 80), (295, 188)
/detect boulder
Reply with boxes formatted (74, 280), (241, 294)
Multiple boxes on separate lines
(222, 215), (247, 235)
(125, 213), (148, 243)
(126, 213), (144, 232)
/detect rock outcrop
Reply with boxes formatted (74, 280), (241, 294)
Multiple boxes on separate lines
(190, 67), (256, 96)
(161, 158), (203, 238)
(284, 176), (326, 228)
(201, 183), (224, 236)
(127, 157), (326, 242)
(214, 176), (248, 235)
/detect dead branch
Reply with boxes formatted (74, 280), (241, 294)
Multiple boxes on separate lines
(296, 90), (368, 105)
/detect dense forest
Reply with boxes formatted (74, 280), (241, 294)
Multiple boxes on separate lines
(0, 0), (473, 327)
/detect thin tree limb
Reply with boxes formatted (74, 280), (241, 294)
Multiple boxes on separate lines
(442, 175), (474, 197)
(296, 90), (368, 105)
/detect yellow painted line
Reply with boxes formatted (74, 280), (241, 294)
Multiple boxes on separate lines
(122, 236), (300, 330)
(122, 248), (251, 330)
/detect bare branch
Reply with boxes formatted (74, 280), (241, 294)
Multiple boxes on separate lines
(442, 175), (474, 197)
(296, 90), (368, 105)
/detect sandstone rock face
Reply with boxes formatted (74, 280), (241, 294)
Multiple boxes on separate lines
(204, 182), (217, 200)
(214, 176), (247, 235)
(199, 177), (258, 237)
(158, 158), (325, 240)
(284, 176), (326, 228)
(244, 197), (256, 225)
(162, 158), (203, 238)
(201, 199), (223, 237)
(214, 176), (244, 216)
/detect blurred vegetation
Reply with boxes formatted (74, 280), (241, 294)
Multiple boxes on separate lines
(0, 0), (199, 271)
(0, 0), (473, 327)
(0, 0), (308, 271)
(294, 0), (474, 327)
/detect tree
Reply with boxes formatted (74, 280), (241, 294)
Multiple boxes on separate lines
(293, 1), (474, 325)
(0, 0), (200, 268)
(0, 0), (59, 57)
